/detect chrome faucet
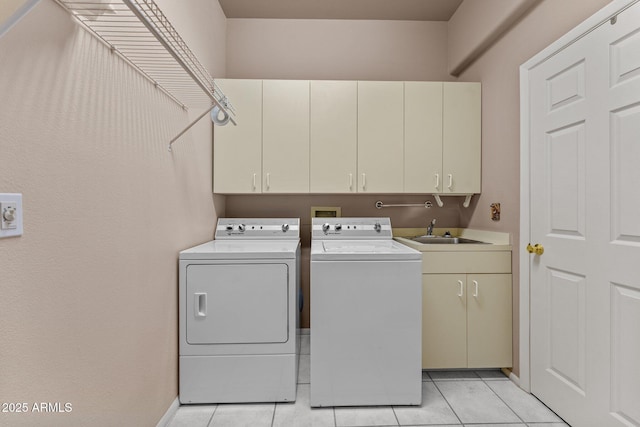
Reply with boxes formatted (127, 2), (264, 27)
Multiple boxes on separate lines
(427, 218), (436, 236)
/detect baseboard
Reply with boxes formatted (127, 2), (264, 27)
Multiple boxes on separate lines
(156, 397), (180, 427)
(505, 369), (521, 387)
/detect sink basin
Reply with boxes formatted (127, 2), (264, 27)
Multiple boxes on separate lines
(410, 235), (488, 244)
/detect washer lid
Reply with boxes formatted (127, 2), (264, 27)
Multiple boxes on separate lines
(180, 239), (300, 260)
(311, 239), (420, 261)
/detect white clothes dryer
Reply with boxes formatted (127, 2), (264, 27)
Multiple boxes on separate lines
(179, 218), (300, 404)
(310, 217), (422, 407)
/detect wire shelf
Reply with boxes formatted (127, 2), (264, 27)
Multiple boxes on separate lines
(54, 0), (234, 117)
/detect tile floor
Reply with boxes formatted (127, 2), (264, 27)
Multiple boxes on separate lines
(169, 331), (568, 427)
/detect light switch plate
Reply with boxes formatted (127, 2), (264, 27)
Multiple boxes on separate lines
(0, 193), (23, 238)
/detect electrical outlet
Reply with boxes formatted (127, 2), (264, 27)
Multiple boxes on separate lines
(0, 193), (23, 238)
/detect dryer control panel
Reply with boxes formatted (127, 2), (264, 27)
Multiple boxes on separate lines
(216, 218), (300, 240)
(311, 217), (392, 240)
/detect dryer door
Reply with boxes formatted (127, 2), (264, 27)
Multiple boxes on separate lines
(186, 263), (289, 344)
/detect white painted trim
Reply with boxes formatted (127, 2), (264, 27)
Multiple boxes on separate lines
(509, 371), (521, 388)
(156, 397), (180, 427)
(519, 62), (531, 393)
(518, 0), (639, 396)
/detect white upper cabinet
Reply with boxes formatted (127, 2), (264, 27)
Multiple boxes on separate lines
(212, 79), (481, 195)
(310, 81), (357, 193)
(357, 81), (404, 193)
(213, 79), (263, 194)
(262, 80), (310, 193)
(442, 82), (481, 194)
(404, 82), (444, 193)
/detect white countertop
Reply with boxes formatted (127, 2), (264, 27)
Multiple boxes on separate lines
(393, 227), (512, 252)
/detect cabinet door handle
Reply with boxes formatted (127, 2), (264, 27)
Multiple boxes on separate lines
(349, 173), (353, 191)
(448, 174), (453, 190)
(266, 173), (271, 190)
(473, 280), (479, 297)
(195, 293), (207, 317)
(362, 173), (366, 191)
(434, 173), (439, 189)
(457, 280), (464, 297)
(252, 173), (256, 191)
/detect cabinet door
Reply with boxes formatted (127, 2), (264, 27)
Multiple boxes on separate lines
(213, 79), (262, 193)
(405, 82), (443, 193)
(310, 81), (357, 193)
(443, 82), (481, 194)
(467, 274), (512, 368)
(263, 80), (310, 193)
(422, 274), (467, 369)
(357, 81), (404, 193)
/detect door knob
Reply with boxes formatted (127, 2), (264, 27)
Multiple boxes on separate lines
(526, 243), (544, 255)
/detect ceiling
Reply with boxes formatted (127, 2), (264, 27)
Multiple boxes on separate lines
(218, 0), (464, 21)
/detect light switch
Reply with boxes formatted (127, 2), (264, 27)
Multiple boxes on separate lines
(0, 193), (23, 238)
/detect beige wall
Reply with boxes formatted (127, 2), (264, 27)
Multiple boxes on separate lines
(224, 1), (613, 378)
(225, 18), (457, 329)
(447, 0), (540, 76)
(0, 1), (225, 426)
(226, 18), (453, 81)
(457, 0), (611, 376)
(225, 194), (465, 328)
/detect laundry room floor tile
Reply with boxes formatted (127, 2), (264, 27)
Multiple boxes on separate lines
(209, 403), (274, 427)
(272, 384), (334, 427)
(427, 370), (481, 381)
(486, 380), (562, 423)
(167, 405), (216, 427)
(300, 334), (310, 355)
(474, 369), (509, 380)
(334, 405), (398, 426)
(392, 381), (459, 425)
(298, 354), (310, 384)
(435, 380), (520, 424)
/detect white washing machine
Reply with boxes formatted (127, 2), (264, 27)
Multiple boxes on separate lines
(310, 217), (422, 407)
(179, 218), (300, 404)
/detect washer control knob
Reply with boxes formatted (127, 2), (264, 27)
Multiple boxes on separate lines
(282, 223), (290, 232)
(322, 223), (331, 233)
(226, 225), (233, 231)
(334, 223), (342, 231)
(374, 222), (382, 232)
(237, 224), (246, 232)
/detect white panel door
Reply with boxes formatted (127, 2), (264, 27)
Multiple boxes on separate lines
(357, 81), (404, 193)
(213, 79), (262, 193)
(529, 3), (640, 426)
(263, 80), (310, 193)
(310, 80), (357, 193)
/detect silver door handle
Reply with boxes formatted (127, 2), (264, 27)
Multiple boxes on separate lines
(457, 280), (464, 297)
(473, 280), (479, 297)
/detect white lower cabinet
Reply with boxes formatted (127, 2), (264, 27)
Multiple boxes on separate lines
(421, 252), (512, 369)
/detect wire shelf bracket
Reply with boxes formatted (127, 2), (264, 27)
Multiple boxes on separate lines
(53, 0), (236, 150)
